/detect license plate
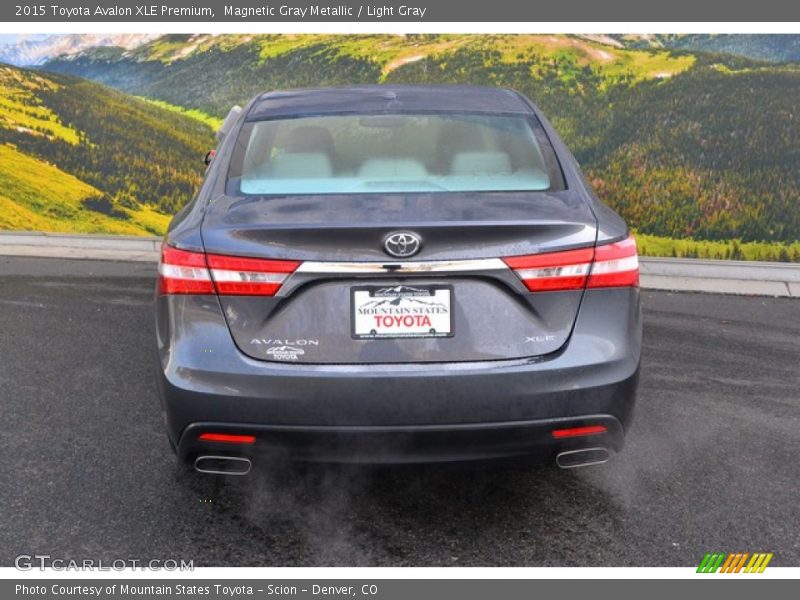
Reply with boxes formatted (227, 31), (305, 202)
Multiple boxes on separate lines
(351, 285), (453, 339)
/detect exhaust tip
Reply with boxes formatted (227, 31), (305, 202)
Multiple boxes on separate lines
(556, 447), (610, 469)
(194, 455), (252, 476)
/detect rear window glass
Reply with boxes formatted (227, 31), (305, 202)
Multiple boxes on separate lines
(226, 113), (565, 195)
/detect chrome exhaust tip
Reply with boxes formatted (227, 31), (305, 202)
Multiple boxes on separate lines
(194, 455), (252, 476)
(555, 447), (610, 469)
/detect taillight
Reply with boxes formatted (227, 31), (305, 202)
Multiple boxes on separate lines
(158, 245), (214, 295)
(587, 235), (639, 288)
(503, 235), (638, 292)
(206, 253), (301, 296)
(158, 244), (301, 296)
(503, 247), (594, 291)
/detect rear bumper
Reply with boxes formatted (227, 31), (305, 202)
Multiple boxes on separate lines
(177, 414), (628, 464)
(155, 287), (642, 464)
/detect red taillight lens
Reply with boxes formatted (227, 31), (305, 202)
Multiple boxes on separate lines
(502, 235), (638, 292)
(158, 245), (215, 295)
(198, 433), (256, 445)
(206, 253), (301, 296)
(551, 425), (608, 439)
(587, 235), (639, 288)
(158, 243), (301, 296)
(503, 247), (594, 291)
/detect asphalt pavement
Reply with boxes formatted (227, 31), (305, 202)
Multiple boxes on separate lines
(1, 256), (798, 567)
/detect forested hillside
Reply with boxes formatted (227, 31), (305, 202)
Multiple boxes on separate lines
(585, 67), (800, 243)
(15, 34), (800, 259)
(44, 34), (695, 119)
(384, 46), (800, 247)
(615, 34), (800, 63)
(0, 64), (213, 234)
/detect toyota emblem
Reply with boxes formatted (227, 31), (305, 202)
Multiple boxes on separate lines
(383, 232), (422, 258)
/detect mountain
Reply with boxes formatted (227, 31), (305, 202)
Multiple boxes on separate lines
(613, 35), (800, 64)
(0, 64), (214, 235)
(43, 34), (697, 118)
(388, 46), (800, 245)
(42, 34), (800, 251)
(0, 34), (157, 66)
(584, 66), (800, 243)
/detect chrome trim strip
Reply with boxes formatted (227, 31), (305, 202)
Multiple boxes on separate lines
(295, 258), (508, 274)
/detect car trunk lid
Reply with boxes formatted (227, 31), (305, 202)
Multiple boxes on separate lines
(199, 191), (597, 364)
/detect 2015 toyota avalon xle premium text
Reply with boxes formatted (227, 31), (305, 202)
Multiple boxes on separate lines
(154, 85), (642, 475)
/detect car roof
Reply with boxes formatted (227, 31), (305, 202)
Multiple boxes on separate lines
(245, 85), (533, 120)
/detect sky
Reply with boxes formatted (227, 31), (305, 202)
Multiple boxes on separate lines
(0, 34), (49, 45)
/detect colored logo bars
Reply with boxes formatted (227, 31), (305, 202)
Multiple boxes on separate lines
(697, 552), (773, 573)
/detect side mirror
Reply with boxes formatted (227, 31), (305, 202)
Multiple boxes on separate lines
(204, 149), (216, 166)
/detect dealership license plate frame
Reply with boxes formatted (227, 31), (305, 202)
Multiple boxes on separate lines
(351, 284), (455, 340)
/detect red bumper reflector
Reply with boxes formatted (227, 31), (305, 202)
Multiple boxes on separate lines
(551, 425), (608, 439)
(198, 433), (256, 445)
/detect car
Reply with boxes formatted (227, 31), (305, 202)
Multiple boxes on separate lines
(154, 84), (641, 475)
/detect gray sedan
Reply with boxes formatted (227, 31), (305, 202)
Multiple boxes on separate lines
(154, 85), (642, 475)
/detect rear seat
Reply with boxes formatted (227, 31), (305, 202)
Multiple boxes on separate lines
(451, 151), (512, 175)
(268, 153), (333, 178)
(358, 158), (428, 178)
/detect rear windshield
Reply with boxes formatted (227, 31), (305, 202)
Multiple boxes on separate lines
(226, 113), (565, 195)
